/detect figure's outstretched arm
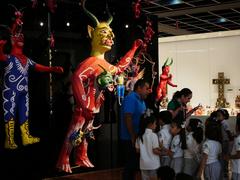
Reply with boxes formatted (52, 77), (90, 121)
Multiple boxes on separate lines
(167, 80), (177, 87)
(115, 39), (142, 74)
(167, 74), (177, 87)
(0, 40), (7, 61)
(35, 64), (64, 73)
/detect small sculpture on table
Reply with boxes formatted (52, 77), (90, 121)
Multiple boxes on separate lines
(235, 95), (240, 109)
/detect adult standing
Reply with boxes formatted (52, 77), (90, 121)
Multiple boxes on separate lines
(167, 88), (200, 125)
(120, 79), (151, 180)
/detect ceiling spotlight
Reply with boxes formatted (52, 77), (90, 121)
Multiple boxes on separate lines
(40, 22), (44, 27)
(125, 24), (129, 28)
(219, 17), (227, 23)
(66, 22), (70, 27)
(171, 0), (182, 5)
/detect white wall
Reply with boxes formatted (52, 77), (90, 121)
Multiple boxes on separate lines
(158, 30), (240, 108)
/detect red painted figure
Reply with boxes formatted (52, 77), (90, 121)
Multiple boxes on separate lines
(0, 10), (63, 149)
(133, 0), (141, 18)
(156, 58), (177, 102)
(144, 20), (155, 44)
(56, 0), (143, 173)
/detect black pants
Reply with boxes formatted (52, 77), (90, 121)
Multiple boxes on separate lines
(121, 140), (139, 180)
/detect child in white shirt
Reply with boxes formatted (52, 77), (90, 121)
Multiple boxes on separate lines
(157, 110), (172, 166)
(183, 118), (203, 176)
(217, 109), (233, 178)
(135, 109), (161, 180)
(228, 113), (240, 180)
(168, 120), (187, 174)
(197, 119), (222, 180)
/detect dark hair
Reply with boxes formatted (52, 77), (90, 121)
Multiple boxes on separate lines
(176, 173), (194, 180)
(205, 120), (222, 143)
(188, 118), (203, 144)
(205, 111), (218, 126)
(157, 110), (172, 124)
(179, 88), (192, 97)
(217, 109), (229, 119)
(172, 91), (181, 100)
(172, 120), (187, 149)
(236, 113), (240, 132)
(157, 166), (175, 180)
(210, 111), (218, 120)
(138, 109), (156, 143)
(133, 79), (148, 91)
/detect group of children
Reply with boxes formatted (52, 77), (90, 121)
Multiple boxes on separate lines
(135, 108), (240, 180)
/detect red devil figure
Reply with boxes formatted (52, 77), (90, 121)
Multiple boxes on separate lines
(156, 58), (177, 103)
(0, 6), (63, 149)
(56, 0), (142, 173)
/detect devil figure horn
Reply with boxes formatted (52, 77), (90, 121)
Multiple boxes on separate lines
(82, 0), (99, 27)
(106, 2), (113, 25)
(163, 57), (169, 67)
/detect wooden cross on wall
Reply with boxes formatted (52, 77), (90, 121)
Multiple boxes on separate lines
(212, 72), (230, 108)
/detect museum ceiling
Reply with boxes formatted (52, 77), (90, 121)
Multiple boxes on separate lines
(141, 0), (240, 37)
(2, 0), (240, 38)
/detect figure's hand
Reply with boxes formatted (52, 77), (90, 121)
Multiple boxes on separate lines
(51, 66), (64, 73)
(132, 39), (143, 49)
(82, 107), (94, 120)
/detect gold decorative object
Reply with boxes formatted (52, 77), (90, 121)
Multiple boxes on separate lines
(236, 95), (240, 109)
(212, 72), (230, 108)
(160, 97), (168, 109)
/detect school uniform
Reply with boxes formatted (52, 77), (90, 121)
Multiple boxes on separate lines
(158, 124), (172, 166)
(183, 132), (201, 176)
(202, 139), (222, 180)
(170, 134), (183, 174)
(231, 134), (240, 180)
(135, 128), (160, 180)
